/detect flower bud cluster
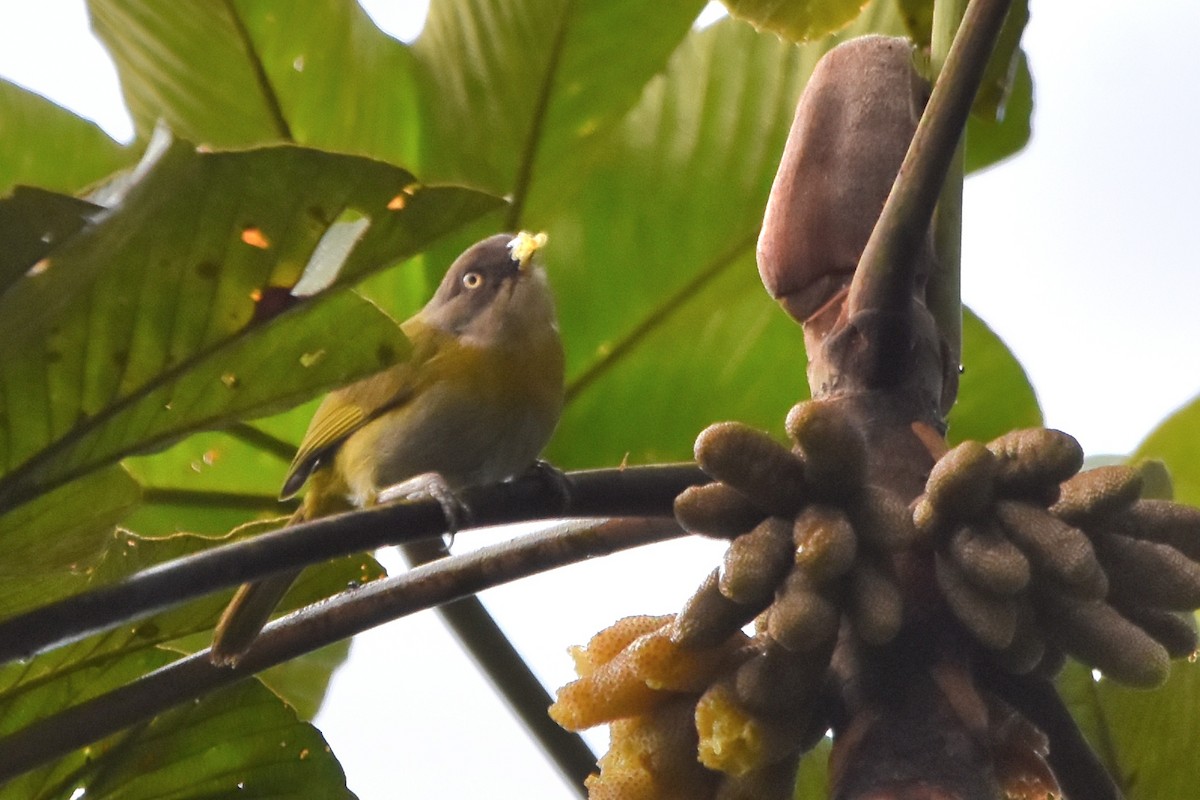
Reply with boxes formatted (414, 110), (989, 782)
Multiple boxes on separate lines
(918, 429), (1200, 687)
(550, 615), (824, 799)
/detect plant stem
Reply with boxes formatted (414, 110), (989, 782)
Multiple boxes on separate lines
(928, 0), (969, 389)
(932, 0), (970, 74)
(848, 0), (1010, 327)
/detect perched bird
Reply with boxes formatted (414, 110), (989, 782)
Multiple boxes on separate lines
(210, 232), (565, 666)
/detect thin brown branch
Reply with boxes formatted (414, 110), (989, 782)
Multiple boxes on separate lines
(0, 516), (684, 786)
(0, 464), (706, 664)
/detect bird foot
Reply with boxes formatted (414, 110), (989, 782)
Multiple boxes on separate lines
(377, 471), (472, 539)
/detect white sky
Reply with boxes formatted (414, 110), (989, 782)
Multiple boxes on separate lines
(1, 1), (1198, 798)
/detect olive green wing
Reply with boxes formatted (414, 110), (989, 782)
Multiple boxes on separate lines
(279, 361), (420, 499)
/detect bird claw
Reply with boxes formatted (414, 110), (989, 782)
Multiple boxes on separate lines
(377, 471), (472, 543)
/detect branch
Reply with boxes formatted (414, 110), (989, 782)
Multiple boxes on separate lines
(0, 464), (706, 664)
(977, 667), (1125, 800)
(0, 516), (686, 785)
(402, 537), (596, 795)
(848, 0), (1013, 319)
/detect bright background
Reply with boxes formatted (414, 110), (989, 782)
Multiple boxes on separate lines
(1, 1), (1198, 797)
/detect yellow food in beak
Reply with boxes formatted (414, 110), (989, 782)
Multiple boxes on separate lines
(507, 230), (548, 271)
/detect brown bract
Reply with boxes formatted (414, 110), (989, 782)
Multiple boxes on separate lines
(756, 35), (931, 328)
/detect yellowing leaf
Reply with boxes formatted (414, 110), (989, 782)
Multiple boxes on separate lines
(722, 0), (872, 42)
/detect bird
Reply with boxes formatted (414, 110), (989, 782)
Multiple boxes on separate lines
(210, 231), (565, 666)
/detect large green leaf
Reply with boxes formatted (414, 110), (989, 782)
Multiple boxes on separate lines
(0, 466), (139, 619)
(74, 678), (354, 800)
(87, 0), (421, 165)
(225, 0), (420, 163)
(0, 525), (384, 792)
(412, 0), (706, 205)
(1134, 396), (1200, 508)
(0, 79), (133, 195)
(3, 649), (353, 800)
(1, 647), (173, 799)
(0, 188), (101, 297)
(87, 0), (293, 146)
(550, 248), (810, 466)
(1059, 657), (1200, 799)
(0, 137), (501, 513)
(121, 429), (293, 536)
(539, 15), (824, 465)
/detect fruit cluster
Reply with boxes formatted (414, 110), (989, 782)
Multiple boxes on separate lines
(551, 400), (1200, 798)
(553, 400), (910, 797)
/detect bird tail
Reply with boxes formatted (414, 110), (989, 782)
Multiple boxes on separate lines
(209, 503), (307, 668)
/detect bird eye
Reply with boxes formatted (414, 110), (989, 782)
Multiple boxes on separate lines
(461, 271), (484, 289)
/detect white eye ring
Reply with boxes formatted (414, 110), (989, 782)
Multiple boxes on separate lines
(462, 271), (483, 289)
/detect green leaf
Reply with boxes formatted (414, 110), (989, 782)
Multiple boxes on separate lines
(87, 0), (421, 165)
(412, 0), (706, 208)
(945, 308), (1042, 445)
(965, 50), (1033, 173)
(103, 526), (384, 717)
(1058, 657), (1200, 799)
(0, 647), (175, 799)
(121, 430), (293, 536)
(721, 0), (874, 42)
(87, 0), (292, 146)
(0, 136), (501, 514)
(78, 679), (354, 800)
(0, 524), (385, 790)
(1134, 395), (1200, 508)
(0, 187), (102, 299)
(539, 8), (911, 467)
(0, 79), (133, 195)
(0, 466), (139, 618)
(793, 738), (830, 797)
(257, 640), (354, 723)
(2, 643), (352, 800)
(121, 402), (316, 538)
(228, 0), (421, 163)
(550, 248), (810, 466)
